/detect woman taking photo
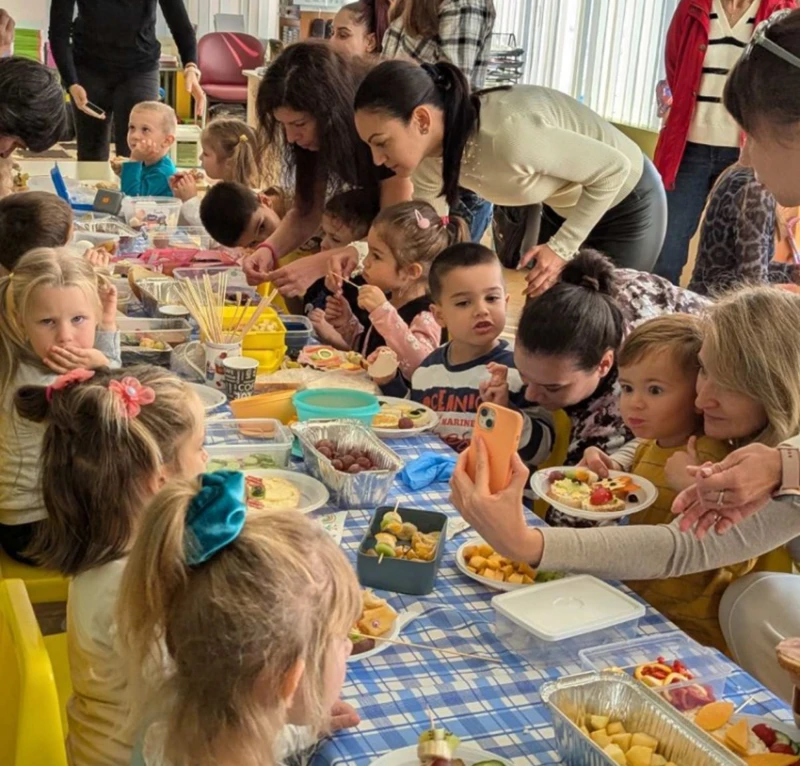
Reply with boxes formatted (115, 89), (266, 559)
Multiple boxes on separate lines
(48, 0), (204, 161)
(453, 285), (800, 700)
(243, 42), (410, 296)
(350, 60), (667, 296)
(329, 0), (391, 58)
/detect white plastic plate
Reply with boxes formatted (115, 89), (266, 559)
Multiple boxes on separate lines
(372, 397), (439, 438)
(368, 744), (511, 766)
(243, 468), (329, 514)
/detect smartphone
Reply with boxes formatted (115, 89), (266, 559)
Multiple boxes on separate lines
(84, 101), (106, 120)
(466, 403), (524, 494)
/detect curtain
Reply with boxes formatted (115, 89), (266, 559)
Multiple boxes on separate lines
(493, 0), (680, 130)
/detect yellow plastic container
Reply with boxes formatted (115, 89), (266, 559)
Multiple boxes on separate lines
(220, 306), (286, 352)
(256, 281), (289, 313)
(243, 346), (287, 375)
(229, 390), (297, 424)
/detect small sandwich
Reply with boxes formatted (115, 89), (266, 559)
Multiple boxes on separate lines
(418, 728), (462, 766)
(546, 468), (599, 509)
(581, 485), (626, 513)
(596, 475), (641, 500)
(245, 476), (300, 511)
(368, 348), (399, 380)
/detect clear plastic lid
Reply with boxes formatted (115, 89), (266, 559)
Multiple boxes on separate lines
(492, 574), (645, 642)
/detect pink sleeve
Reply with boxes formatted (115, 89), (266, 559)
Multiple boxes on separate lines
(368, 303), (441, 378)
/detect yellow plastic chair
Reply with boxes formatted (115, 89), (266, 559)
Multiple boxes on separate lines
(0, 579), (68, 766)
(532, 409), (572, 521)
(0, 548), (69, 604)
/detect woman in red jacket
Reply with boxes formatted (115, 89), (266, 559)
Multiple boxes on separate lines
(652, 0), (795, 285)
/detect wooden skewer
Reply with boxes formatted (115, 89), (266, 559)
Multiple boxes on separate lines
(353, 633), (502, 664)
(239, 288), (279, 338)
(377, 500), (401, 566)
(342, 277), (362, 289)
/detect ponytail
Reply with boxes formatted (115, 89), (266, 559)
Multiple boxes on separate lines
(342, 0), (391, 53)
(355, 59), (479, 208)
(517, 249), (624, 370)
(202, 119), (262, 187)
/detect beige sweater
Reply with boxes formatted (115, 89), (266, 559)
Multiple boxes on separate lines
(410, 86), (644, 260)
(539, 495), (800, 578)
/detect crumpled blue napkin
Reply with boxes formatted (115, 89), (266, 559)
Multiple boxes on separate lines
(399, 452), (458, 490)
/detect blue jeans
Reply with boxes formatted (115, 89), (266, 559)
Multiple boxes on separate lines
(452, 187), (494, 242)
(654, 142), (741, 284)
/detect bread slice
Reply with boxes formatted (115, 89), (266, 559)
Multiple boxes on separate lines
(547, 478), (592, 509)
(581, 494), (626, 513)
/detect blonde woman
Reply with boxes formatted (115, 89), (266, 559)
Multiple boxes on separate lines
(452, 286), (800, 701)
(118, 477), (361, 766)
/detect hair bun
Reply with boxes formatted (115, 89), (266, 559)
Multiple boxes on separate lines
(561, 249), (616, 297)
(421, 62), (451, 91)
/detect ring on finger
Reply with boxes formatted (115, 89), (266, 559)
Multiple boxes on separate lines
(716, 489), (725, 508)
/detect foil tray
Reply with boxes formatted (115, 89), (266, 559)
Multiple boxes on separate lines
(292, 420), (403, 510)
(540, 671), (743, 766)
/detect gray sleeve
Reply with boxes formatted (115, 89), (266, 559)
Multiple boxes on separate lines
(538, 496), (800, 579)
(609, 438), (642, 471)
(96, 330), (122, 369)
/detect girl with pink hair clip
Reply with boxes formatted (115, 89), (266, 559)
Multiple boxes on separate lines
(314, 200), (466, 381)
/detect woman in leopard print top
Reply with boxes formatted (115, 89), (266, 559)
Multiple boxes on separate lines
(514, 249), (709, 527)
(689, 165), (800, 296)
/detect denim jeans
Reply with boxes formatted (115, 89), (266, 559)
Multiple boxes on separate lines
(654, 142), (741, 284)
(452, 187), (494, 242)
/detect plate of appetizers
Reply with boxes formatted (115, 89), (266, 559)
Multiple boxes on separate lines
(456, 538), (565, 592)
(368, 725), (510, 766)
(372, 397), (439, 438)
(348, 592), (424, 663)
(530, 466), (657, 521)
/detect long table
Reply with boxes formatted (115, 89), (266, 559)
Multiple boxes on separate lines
(270, 432), (795, 766)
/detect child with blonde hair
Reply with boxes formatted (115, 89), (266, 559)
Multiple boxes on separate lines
(0, 248), (119, 562)
(170, 118), (262, 226)
(118, 474), (361, 766)
(318, 200), (467, 380)
(119, 101), (178, 197)
(14, 365), (207, 765)
(583, 314), (747, 650)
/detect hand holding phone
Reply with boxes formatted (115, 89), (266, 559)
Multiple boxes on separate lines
(465, 403), (524, 494)
(84, 101), (107, 120)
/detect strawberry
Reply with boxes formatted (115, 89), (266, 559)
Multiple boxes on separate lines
(589, 486), (613, 506)
(771, 743), (796, 755)
(753, 724), (777, 747)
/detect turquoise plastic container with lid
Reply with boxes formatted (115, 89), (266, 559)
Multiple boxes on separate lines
(292, 389), (380, 427)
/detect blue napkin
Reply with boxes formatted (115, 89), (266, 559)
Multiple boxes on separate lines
(399, 452), (458, 490)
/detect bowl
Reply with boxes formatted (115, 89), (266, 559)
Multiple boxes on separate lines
(293, 389), (379, 427)
(229, 390), (297, 423)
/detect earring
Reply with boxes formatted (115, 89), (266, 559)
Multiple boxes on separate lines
(420, 126), (429, 135)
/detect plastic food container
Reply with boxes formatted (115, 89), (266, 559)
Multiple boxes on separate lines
(112, 277), (135, 315)
(540, 671), (743, 766)
(118, 317), (192, 368)
(282, 315), (313, 359)
(293, 389), (380, 427)
(578, 632), (733, 711)
(229, 390), (297, 423)
(219, 306), (286, 351)
(492, 575), (645, 667)
(357, 506), (448, 596)
(137, 278), (183, 317)
(173, 264), (249, 288)
(124, 196), (182, 230)
(205, 418), (293, 471)
(292, 420), (403, 509)
(74, 218), (142, 252)
(147, 227), (218, 251)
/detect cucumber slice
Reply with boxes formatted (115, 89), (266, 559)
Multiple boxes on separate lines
(243, 455), (259, 466)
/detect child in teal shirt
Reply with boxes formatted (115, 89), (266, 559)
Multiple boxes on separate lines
(119, 101), (177, 197)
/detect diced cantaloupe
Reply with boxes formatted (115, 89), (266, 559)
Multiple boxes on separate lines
(694, 701), (734, 732)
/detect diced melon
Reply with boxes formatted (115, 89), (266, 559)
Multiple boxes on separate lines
(607, 722), (625, 735)
(626, 745), (654, 766)
(590, 715), (610, 731)
(590, 730), (612, 749)
(744, 756), (800, 766)
(603, 743), (627, 766)
(610, 733), (632, 751)
(631, 733), (659, 750)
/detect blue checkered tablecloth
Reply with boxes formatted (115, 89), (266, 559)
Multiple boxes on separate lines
(235, 431), (792, 766)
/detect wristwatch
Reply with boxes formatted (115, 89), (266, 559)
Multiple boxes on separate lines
(777, 445), (800, 496)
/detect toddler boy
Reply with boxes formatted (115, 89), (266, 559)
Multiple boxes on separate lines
(380, 242), (553, 459)
(199, 181), (284, 249)
(119, 101), (178, 197)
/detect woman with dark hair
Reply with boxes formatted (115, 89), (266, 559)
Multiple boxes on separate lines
(48, 0), (203, 161)
(242, 42), (410, 295)
(330, 0), (391, 57)
(345, 60), (667, 297)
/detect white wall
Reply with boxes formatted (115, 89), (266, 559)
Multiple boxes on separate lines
(5, 0), (50, 29)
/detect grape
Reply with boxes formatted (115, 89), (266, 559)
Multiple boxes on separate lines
(347, 464), (362, 474)
(340, 454), (356, 469)
(331, 459), (344, 471)
(318, 445), (334, 459)
(357, 456), (372, 468)
(398, 417), (414, 429)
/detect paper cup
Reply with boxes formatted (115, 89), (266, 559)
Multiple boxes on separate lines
(223, 356), (259, 400)
(158, 304), (190, 319)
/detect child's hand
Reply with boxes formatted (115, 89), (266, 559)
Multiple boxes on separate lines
(130, 138), (159, 164)
(44, 345), (110, 373)
(309, 308), (349, 351)
(479, 362), (510, 407)
(579, 447), (620, 478)
(665, 436), (700, 492)
(169, 172), (198, 202)
(99, 281), (118, 331)
(329, 699), (360, 733)
(325, 294), (354, 331)
(110, 156), (125, 177)
(83, 246), (110, 271)
(358, 285), (388, 314)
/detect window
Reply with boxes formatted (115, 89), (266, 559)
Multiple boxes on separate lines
(493, 0), (680, 131)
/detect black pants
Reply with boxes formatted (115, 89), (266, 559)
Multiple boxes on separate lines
(73, 65), (160, 160)
(0, 521), (40, 566)
(533, 155), (667, 272)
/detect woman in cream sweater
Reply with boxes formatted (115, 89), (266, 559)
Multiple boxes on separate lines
(351, 59), (667, 297)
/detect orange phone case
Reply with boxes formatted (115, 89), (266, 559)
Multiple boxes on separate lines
(466, 403), (524, 494)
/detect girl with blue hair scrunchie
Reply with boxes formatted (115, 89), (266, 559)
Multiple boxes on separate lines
(117, 473), (362, 766)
